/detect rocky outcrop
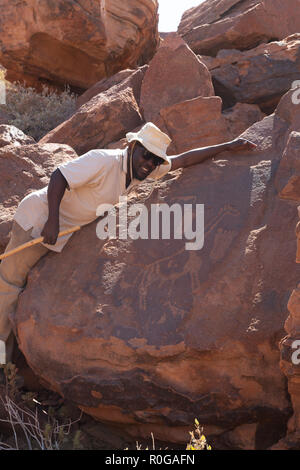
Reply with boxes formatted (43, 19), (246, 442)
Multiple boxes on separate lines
(199, 34), (300, 114)
(140, 34), (214, 122)
(0, 143), (77, 252)
(11, 88), (300, 449)
(178, 0), (300, 57)
(0, 0), (159, 93)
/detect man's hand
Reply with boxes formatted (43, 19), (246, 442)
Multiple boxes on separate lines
(228, 138), (257, 152)
(41, 218), (59, 245)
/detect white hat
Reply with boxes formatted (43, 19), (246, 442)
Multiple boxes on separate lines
(126, 122), (172, 165)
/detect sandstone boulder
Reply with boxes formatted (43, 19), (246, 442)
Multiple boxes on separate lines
(11, 88), (300, 449)
(199, 35), (300, 113)
(178, 0), (300, 57)
(140, 33), (214, 122)
(0, 143), (77, 252)
(0, 0), (159, 93)
(39, 86), (143, 155)
(158, 96), (231, 154)
(0, 125), (35, 148)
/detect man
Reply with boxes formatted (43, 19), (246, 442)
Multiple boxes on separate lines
(0, 122), (256, 365)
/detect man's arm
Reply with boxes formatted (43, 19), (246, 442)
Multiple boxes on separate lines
(169, 138), (257, 171)
(41, 169), (69, 245)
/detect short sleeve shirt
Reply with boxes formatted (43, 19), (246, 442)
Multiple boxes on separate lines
(13, 148), (171, 252)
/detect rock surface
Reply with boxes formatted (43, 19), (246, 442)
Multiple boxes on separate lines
(11, 89), (300, 448)
(275, 131), (300, 202)
(0, 143), (77, 252)
(178, 0), (300, 57)
(158, 96), (231, 154)
(199, 34), (300, 113)
(76, 66), (148, 110)
(39, 85), (143, 155)
(0, 125), (36, 148)
(223, 103), (266, 139)
(0, 0), (159, 93)
(140, 33), (214, 122)
(274, 97), (300, 448)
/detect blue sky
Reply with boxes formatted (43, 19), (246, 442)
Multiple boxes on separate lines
(158, 0), (204, 32)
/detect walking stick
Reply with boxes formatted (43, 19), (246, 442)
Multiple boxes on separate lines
(0, 225), (81, 261)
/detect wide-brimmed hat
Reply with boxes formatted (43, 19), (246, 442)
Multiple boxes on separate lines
(126, 122), (172, 165)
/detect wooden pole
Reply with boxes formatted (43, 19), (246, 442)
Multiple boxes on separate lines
(0, 226), (81, 261)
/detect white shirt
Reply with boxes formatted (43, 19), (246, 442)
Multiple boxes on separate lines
(13, 148), (171, 252)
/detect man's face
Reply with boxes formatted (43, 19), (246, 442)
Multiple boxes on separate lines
(131, 142), (164, 180)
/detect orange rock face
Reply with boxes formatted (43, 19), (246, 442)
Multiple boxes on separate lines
(0, 0), (159, 93)
(159, 96), (231, 154)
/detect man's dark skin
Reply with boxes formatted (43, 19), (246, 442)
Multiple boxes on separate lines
(41, 137), (257, 245)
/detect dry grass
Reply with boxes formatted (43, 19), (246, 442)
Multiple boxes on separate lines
(127, 419), (212, 450)
(0, 66), (77, 141)
(0, 363), (83, 450)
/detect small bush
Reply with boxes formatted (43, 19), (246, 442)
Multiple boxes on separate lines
(127, 418), (212, 450)
(0, 69), (77, 141)
(0, 363), (83, 450)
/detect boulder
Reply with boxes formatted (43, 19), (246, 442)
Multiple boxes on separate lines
(199, 34), (300, 113)
(0, 125), (35, 148)
(39, 86), (143, 155)
(76, 66), (148, 110)
(0, 0), (159, 93)
(0, 143), (77, 253)
(178, 0), (300, 57)
(140, 33), (214, 122)
(12, 88), (300, 448)
(223, 103), (266, 139)
(158, 96), (231, 154)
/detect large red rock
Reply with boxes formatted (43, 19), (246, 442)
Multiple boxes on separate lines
(0, 143), (77, 253)
(39, 86), (143, 155)
(11, 88), (300, 449)
(199, 34), (300, 114)
(0, 0), (159, 93)
(158, 96), (231, 154)
(140, 33), (214, 122)
(178, 0), (300, 57)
